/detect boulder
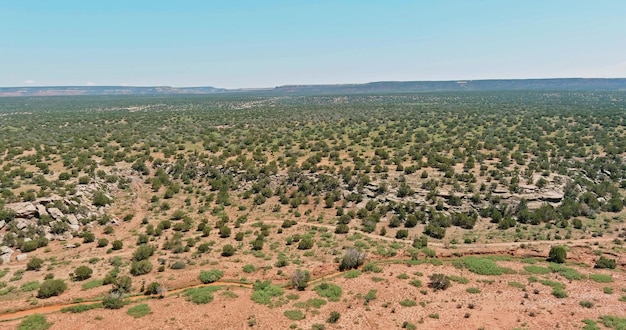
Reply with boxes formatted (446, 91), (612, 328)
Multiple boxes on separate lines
(541, 191), (564, 203)
(15, 253), (28, 262)
(0, 246), (14, 255)
(48, 207), (64, 220)
(0, 254), (10, 264)
(36, 204), (49, 217)
(66, 214), (79, 226)
(0, 220), (5, 230)
(5, 202), (38, 218)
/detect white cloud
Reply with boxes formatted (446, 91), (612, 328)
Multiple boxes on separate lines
(24, 80), (35, 84)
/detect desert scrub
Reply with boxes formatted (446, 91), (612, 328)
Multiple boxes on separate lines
(548, 263), (585, 280)
(314, 283), (342, 302)
(466, 287), (481, 294)
(508, 281), (526, 290)
(344, 269), (361, 279)
(453, 257), (512, 275)
(183, 286), (220, 304)
(447, 275), (469, 284)
(198, 269), (224, 284)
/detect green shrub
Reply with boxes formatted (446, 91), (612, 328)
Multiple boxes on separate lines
(409, 279), (422, 288)
(144, 282), (162, 295)
(579, 300), (594, 308)
(132, 244), (154, 261)
(284, 310), (305, 320)
(362, 262), (382, 273)
(221, 244), (235, 256)
(97, 238), (109, 248)
(447, 275), (469, 284)
(102, 293), (125, 309)
(170, 260), (186, 270)
(549, 263), (586, 280)
(344, 270), (361, 279)
(243, 264), (256, 273)
(199, 270), (224, 284)
(113, 276), (132, 293)
(127, 304), (151, 318)
(428, 274), (451, 291)
(18, 314), (51, 330)
(364, 289), (377, 303)
(61, 303), (102, 313)
(21, 281), (40, 292)
(37, 279), (67, 298)
(454, 257), (508, 275)
(599, 315), (626, 329)
(251, 280), (284, 305)
(111, 240), (123, 250)
(548, 246), (567, 263)
(21, 240), (39, 253)
(81, 279), (103, 290)
(552, 287), (568, 298)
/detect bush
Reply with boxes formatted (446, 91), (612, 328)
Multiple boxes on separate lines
(590, 274), (613, 283)
(21, 240), (39, 253)
(111, 240), (123, 250)
(297, 236), (314, 250)
(82, 231), (95, 243)
(97, 238), (109, 248)
(170, 261), (186, 270)
(37, 279), (67, 298)
(132, 244), (154, 261)
(130, 260), (153, 276)
(26, 257), (44, 271)
(339, 248), (366, 271)
(251, 280), (284, 305)
(284, 310), (305, 320)
(183, 286), (219, 304)
(290, 269), (310, 291)
(73, 266), (93, 281)
(93, 192), (112, 207)
(548, 246), (567, 263)
(221, 244), (235, 257)
(428, 274), (451, 291)
(395, 229), (409, 239)
(18, 314), (51, 330)
(144, 282), (162, 295)
(199, 269), (224, 284)
(327, 311), (341, 324)
(103, 293), (124, 309)
(113, 276), (132, 293)
(595, 256), (617, 269)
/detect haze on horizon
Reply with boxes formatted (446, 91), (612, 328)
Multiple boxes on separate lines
(2, 1), (625, 89)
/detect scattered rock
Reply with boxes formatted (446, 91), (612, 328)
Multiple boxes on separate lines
(36, 204), (49, 217)
(16, 253), (28, 262)
(64, 244), (77, 249)
(66, 214), (79, 226)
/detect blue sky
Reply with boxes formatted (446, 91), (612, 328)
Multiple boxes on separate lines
(1, 1), (625, 88)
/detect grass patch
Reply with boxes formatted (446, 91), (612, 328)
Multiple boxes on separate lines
(251, 280), (284, 305)
(295, 298), (327, 309)
(508, 281), (526, 289)
(314, 283), (342, 302)
(0, 268), (9, 279)
(599, 315), (626, 329)
(540, 279), (565, 289)
(21, 281), (40, 292)
(399, 299), (417, 307)
(406, 258), (443, 266)
(447, 275), (470, 284)
(453, 257), (513, 275)
(409, 279), (422, 288)
(61, 303), (103, 313)
(127, 304), (151, 318)
(81, 279), (103, 290)
(603, 287), (613, 294)
(548, 263), (586, 280)
(552, 287), (568, 298)
(590, 274), (613, 283)
(18, 314), (51, 330)
(466, 287), (481, 294)
(284, 309), (305, 320)
(396, 273), (409, 280)
(619, 296), (626, 302)
(523, 265), (551, 275)
(183, 286), (221, 304)
(362, 262), (382, 273)
(582, 319), (600, 330)
(344, 270), (361, 279)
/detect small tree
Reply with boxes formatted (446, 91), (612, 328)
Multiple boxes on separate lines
(428, 274), (450, 291)
(548, 246), (567, 263)
(595, 256), (616, 269)
(290, 269), (310, 291)
(37, 279), (67, 298)
(339, 249), (366, 271)
(73, 266), (93, 281)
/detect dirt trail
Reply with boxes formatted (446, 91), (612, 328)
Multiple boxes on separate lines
(0, 281), (252, 322)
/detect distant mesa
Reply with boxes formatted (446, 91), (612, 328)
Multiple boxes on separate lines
(1, 78), (626, 97)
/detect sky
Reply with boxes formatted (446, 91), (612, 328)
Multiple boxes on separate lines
(1, 1), (625, 88)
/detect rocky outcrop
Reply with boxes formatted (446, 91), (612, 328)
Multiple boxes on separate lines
(5, 202), (38, 218)
(1, 246), (14, 264)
